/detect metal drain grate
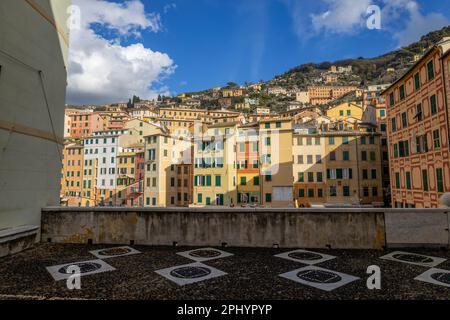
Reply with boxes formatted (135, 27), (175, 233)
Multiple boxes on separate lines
(90, 246), (141, 259)
(415, 268), (450, 288)
(177, 247), (233, 262)
(58, 262), (102, 274)
(380, 251), (446, 267)
(189, 249), (222, 258)
(98, 247), (132, 256)
(46, 259), (116, 281)
(392, 253), (433, 264)
(275, 249), (336, 265)
(288, 252), (323, 261)
(155, 262), (227, 286)
(279, 266), (359, 292)
(430, 272), (450, 285)
(170, 266), (212, 279)
(296, 270), (342, 284)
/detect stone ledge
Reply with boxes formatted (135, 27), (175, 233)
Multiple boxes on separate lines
(0, 225), (38, 258)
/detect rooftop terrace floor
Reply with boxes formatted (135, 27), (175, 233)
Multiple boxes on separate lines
(0, 243), (449, 300)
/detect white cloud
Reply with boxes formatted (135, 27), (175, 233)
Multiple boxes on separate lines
(311, 0), (372, 34)
(382, 0), (449, 47)
(66, 0), (175, 105)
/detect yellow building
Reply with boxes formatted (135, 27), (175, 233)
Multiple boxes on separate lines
(259, 119), (294, 207)
(292, 130), (326, 207)
(116, 149), (138, 206)
(143, 124), (193, 207)
(326, 102), (363, 122)
(324, 131), (383, 206)
(237, 123), (261, 205)
(192, 122), (238, 206)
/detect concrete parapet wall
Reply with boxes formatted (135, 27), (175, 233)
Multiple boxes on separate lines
(41, 207), (389, 249)
(40, 207), (450, 249)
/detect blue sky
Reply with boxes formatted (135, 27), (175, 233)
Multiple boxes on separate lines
(67, 0), (450, 105)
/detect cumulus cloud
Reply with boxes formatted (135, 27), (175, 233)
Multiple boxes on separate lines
(285, 0), (449, 48)
(311, 0), (372, 34)
(66, 0), (175, 105)
(382, 0), (449, 47)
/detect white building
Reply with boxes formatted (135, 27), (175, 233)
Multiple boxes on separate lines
(84, 130), (126, 205)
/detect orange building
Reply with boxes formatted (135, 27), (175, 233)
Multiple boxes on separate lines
(383, 38), (450, 208)
(60, 143), (84, 206)
(64, 109), (104, 139)
(308, 85), (359, 105)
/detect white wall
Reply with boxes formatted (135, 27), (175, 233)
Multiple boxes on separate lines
(0, 0), (70, 229)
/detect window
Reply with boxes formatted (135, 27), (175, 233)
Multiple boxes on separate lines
(360, 137), (366, 145)
(317, 172), (323, 182)
(416, 103), (423, 122)
(372, 187), (378, 197)
(298, 172), (304, 182)
(307, 155), (313, 164)
(297, 137), (303, 145)
(330, 151), (336, 161)
(265, 173), (272, 182)
(427, 60), (434, 81)
(399, 140), (409, 157)
(329, 186), (337, 197)
(436, 168), (444, 193)
(265, 137), (271, 146)
(254, 176), (259, 186)
(430, 94), (437, 115)
(307, 172), (314, 182)
(391, 118), (397, 132)
(363, 187), (369, 197)
(264, 123), (270, 129)
(361, 151), (367, 161)
(347, 110), (351, 116)
(414, 72), (421, 91)
(422, 169), (428, 191)
(307, 189), (314, 198)
(342, 137), (349, 145)
(215, 175), (222, 187)
(240, 177), (246, 185)
(317, 189), (323, 198)
(314, 155), (321, 164)
(298, 189), (305, 197)
(395, 172), (400, 189)
(406, 171), (411, 190)
(433, 129), (441, 149)
(315, 137), (320, 145)
(239, 143), (245, 152)
(152, 198), (156, 206)
(253, 160), (259, 168)
(343, 151), (349, 161)
(389, 92), (395, 107)
(371, 169), (377, 180)
(370, 151), (376, 161)
(343, 186), (350, 197)
(401, 112), (407, 128)
(336, 168), (343, 180)
(265, 193), (272, 202)
(328, 137), (335, 145)
(380, 109), (386, 117)
(339, 110), (344, 116)
(399, 84), (405, 101)
(362, 169), (368, 180)
(275, 122), (281, 128)
(206, 175), (212, 186)
(198, 194), (203, 203)
(393, 143), (398, 158)
(306, 137), (312, 145)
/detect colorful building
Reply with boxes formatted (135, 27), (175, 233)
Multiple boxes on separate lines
(383, 38), (450, 208)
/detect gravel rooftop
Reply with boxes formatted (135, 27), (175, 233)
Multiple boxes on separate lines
(0, 243), (449, 300)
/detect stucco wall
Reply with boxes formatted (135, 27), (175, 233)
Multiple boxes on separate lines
(41, 208), (388, 249)
(0, 0), (70, 230)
